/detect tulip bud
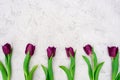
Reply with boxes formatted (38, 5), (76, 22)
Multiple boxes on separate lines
(108, 46), (118, 58)
(2, 43), (12, 55)
(47, 46), (56, 59)
(65, 47), (75, 57)
(25, 43), (35, 56)
(83, 44), (92, 56)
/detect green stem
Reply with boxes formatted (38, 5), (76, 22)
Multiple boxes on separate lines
(70, 56), (75, 80)
(91, 49), (98, 80)
(112, 58), (116, 80)
(48, 57), (54, 80)
(90, 55), (94, 80)
(23, 53), (31, 80)
(6, 54), (12, 80)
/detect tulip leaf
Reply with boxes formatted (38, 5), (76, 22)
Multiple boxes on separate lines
(48, 57), (54, 80)
(115, 72), (120, 80)
(82, 56), (93, 80)
(0, 61), (8, 80)
(112, 53), (119, 80)
(23, 53), (31, 78)
(41, 65), (49, 80)
(94, 62), (104, 80)
(59, 66), (72, 80)
(28, 65), (38, 80)
(92, 49), (98, 71)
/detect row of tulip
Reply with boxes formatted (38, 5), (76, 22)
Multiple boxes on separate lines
(0, 43), (119, 80)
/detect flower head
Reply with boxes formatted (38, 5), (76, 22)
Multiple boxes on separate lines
(65, 47), (75, 57)
(83, 44), (92, 56)
(108, 46), (118, 58)
(47, 46), (56, 59)
(2, 43), (12, 55)
(25, 43), (35, 56)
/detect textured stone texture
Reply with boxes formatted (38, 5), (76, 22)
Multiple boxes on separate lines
(0, 0), (120, 80)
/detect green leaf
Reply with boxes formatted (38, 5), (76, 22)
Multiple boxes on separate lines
(0, 61), (8, 80)
(115, 72), (120, 80)
(23, 53), (31, 78)
(94, 62), (104, 80)
(112, 53), (119, 80)
(48, 57), (54, 80)
(82, 56), (93, 80)
(41, 65), (49, 80)
(28, 65), (38, 80)
(59, 66), (72, 80)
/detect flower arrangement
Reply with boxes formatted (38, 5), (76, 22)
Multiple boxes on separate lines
(0, 43), (119, 80)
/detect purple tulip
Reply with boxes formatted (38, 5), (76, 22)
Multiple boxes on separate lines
(108, 46), (118, 58)
(47, 46), (56, 59)
(2, 43), (12, 55)
(65, 47), (75, 57)
(83, 44), (92, 56)
(25, 43), (35, 56)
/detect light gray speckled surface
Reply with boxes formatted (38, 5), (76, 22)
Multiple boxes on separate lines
(0, 0), (120, 80)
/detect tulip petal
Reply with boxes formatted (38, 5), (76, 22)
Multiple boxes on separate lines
(83, 44), (92, 56)
(2, 43), (12, 55)
(47, 47), (56, 59)
(25, 44), (35, 56)
(65, 47), (75, 57)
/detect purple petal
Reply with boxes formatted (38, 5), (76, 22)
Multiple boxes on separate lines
(2, 43), (12, 55)
(83, 44), (92, 56)
(47, 46), (56, 58)
(108, 46), (118, 58)
(25, 43), (35, 56)
(65, 47), (75, 57)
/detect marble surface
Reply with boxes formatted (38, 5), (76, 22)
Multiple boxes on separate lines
(0, 0), (120, 80)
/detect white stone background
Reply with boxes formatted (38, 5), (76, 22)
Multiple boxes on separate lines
(0, 0), (120, 80)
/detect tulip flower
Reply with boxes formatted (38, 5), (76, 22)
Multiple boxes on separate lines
(42, 46), (56, 80)
(23, 43), (38, 80)
(108, 47), (118, 58)
(47, 47), (56, 58)
(59, 47), (76, 80)
(0, 43), (12, 80)
(83, 44), (92, 56)
(83, 44), (104, 80)
(65, 47), (75, 57)
(25, 43), (35, 56)
(2, 43), (12, 55)
(108, 46), (120, 80)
